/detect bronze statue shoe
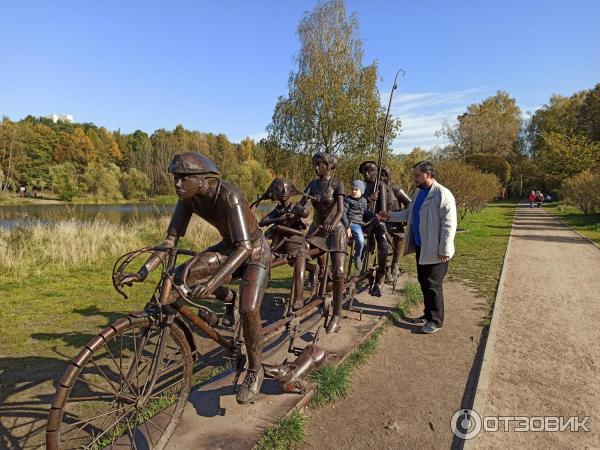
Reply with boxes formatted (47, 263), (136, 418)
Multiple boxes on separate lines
(370, 283), (382, 297)
(326, 315), (341, 334)
(221, 291), (238, 327)
(292, 297), (305, 311)
(236, 368), (264, 404)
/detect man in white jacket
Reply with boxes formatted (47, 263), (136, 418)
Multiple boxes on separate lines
(378, 161), (457, 334)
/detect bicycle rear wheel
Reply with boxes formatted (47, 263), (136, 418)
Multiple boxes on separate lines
(46, 315), (193, 450)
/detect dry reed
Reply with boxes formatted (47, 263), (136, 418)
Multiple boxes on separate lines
(0, 215), (220, 273)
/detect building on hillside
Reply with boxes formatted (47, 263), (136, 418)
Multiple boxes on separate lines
(47, 114), (74, 123)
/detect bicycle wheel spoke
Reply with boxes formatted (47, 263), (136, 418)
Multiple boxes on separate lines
(61, 404), (134, 432)
(146, 416), (167, 433)
(143, 418), (156, 447)
(50, 318), (192, 450)
(89, 356), (120, 395)
(75, 376), (135, 402)
(104, 341), (138, 396)
(81, 406), (133, 449)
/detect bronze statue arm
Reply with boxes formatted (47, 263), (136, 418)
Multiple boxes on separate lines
(203, 241), (252, 294)
(192, 192), (253, 297)
(137, 234), (177, 281)
(324, 194), (344, 232)
(397, 188), (411, 208)
(141, 200), (192, 279)
(378, 184), (388, 213)
(259, 214), (287, 227)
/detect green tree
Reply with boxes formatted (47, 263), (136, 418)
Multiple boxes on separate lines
(267, 0), (398, 158)
(226, 159), (273, 202)
(539, 131), (600, 188)
(436, 160), (501, 221)
(50, 162), (79, 201)
(81, 162), (123, 200)
(440, 91), (522, 160)
(120, 168), (151, 200)
(465, 153), (512, 186)
(579, 84), (600, 141)
(560, 171), (600, 214)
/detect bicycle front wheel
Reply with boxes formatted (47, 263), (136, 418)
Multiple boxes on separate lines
(46, 315), (193, 450)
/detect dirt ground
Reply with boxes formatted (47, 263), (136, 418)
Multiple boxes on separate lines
(303, 281), (487, 449)
(471, 205), (600, 449)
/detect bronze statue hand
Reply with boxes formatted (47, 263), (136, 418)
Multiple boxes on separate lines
(323, 224), (336, 233)
(191, 283), (210, 299)
(377, 211), (390, 222)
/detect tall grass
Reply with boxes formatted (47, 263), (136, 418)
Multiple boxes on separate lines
(0, 216), (220, 273)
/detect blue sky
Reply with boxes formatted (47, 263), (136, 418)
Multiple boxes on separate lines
(1, 0), (598, 153)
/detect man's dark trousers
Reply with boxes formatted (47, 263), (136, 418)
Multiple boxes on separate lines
(415, 245), (448, 327)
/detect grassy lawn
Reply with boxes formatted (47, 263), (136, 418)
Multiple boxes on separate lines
(544, 202), (600, 245)
(401, 200), (517, 304)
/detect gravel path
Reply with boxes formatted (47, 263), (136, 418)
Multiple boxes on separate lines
(471, 204), (600, 449)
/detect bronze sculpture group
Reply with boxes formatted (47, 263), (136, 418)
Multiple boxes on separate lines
(117, 151), (410, 404)
(45, 150), (411, 449)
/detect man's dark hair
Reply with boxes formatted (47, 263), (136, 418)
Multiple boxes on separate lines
(413, 160), (435, 178)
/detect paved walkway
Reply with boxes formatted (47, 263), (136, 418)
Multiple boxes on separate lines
(471, 204), (600, 449)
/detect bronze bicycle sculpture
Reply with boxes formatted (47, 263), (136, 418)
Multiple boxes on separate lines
(45, 154), (344, 449)
(46, 237), (334, 449)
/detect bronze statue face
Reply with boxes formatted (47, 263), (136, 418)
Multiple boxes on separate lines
(362, 163), (378, 183)
(271, 179), (290, 202)
(314, 159), (328, 178)
(174, 173), (207, 200)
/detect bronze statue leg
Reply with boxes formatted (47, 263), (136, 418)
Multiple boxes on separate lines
(326, 251), (345, 334)
(390, 236), (403, 275)
(236, 264), (269, 404)
(292, 255), (306, 310)
(173, 251), (237, 325)
(239, 264), (268, 371)
(371, 224), (388, 296)
(175, 251), (235, 300)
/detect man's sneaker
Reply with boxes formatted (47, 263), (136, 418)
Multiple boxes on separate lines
(421, 321), (440, 334)
(353, 257), (362, 271)
(236, 368), (264, 404)
(410, 315), (428, 325)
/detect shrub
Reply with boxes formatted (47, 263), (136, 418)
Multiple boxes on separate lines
(561, 171), (600, 214)
(226, 159), (273, 203)
(120, 168), (151, 200)
(81, 162), (123, 201)
(49, 162), (79, 201)
(436, 160), (501, 221)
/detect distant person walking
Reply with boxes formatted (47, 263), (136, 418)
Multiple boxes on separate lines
(528, 190), (536, 208)
(378, 161), (457, 334)
(536, 191), (544, 208)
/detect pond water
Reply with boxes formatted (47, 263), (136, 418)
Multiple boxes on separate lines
(0, 202), (272, 229)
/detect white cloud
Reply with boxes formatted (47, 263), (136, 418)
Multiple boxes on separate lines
(386, 87), (492, 153)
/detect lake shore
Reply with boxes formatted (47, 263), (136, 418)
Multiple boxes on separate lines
(0, 193), (178, 206)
